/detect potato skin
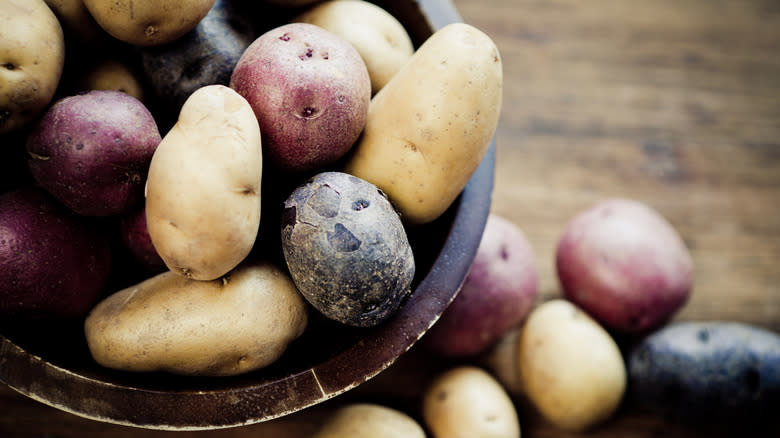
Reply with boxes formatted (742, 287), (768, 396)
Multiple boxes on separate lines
(26, 90), (161, 216)
(343, 22), (502, 225)
(83, 0), (216, 46)
(424, 214), (538, 358)
(312, 403), (426, 438)
(423, 366), (521, 438)
(84, 260), (308, 376)
(0, 0), (65, 134)
(0, 186), (112, 319)
(281, 171), (414, 327)
(295, 0), (414, 94)
(627, 321), (780, 430)
(517, 299), (626, 432)
(79, 58), (145, 102)
(145, 85), (262, 281)
(556, 198), (693, 333)
(140, 0), (255, 119)
(230, 22), (370, 173)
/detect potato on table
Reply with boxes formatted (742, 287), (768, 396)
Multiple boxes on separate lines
(312, 403), (426, 438)
(281, 171), (415, 327)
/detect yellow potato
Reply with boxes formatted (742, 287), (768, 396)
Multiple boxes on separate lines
(423, 366), (521, 438)
(295, 0), (414, 94)
(145, 84), (262, 281)
(43, 0), (105, 44)
(82, 0), (215, 46)
(343, 22), (502, 224)
(516, 299), (626, 431)
(84, 260), (308, 376)
(312, 403), (426, 438)
(79, 58), (145, 102)
(0, 0), (65, 134)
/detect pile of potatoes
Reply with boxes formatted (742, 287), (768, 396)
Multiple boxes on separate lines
(0, 0), (502, 376)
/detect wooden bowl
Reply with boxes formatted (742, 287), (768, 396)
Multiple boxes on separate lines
(0, 0), (495, 430)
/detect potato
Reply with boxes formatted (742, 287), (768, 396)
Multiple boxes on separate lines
(627, 321), (780, 430)
(0, 0), (65, 134)
(281, 171), (415, 327)
(78, 58), (145, 102)
(516, 299), (626, 432)
(82, 0), (215, 46)
(84, 260), (308, 376)
(556, 198), (693, 333)
(230, 22), (371, 173)
(26, 90), (162, 216)
(145, 85), (262, 281)
(424, 214), (538, 358)
(422, 366), (521, 438)
(0, 186), (112, 319)
(119, 205), (166, 275)
(343, 22), (502, 225)
(43, 0), (105, 45)
(140, 0), (255, 121)
(312, 403), (426, 438)
(295, 0), (414, 94)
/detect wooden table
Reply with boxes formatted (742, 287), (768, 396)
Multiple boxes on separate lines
(2, 0), (778, 436)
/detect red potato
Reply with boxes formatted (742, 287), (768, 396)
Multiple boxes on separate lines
(119, 206), (166, 275)
(424, 214), (538, 358)
(556, 198), (693, 333)
(0, 186), (112, 319)
(26, 90), (161, 217)
(230, 22), (371, 173)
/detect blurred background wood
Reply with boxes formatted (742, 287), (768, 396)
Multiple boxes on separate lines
(2, 0), (778, 436)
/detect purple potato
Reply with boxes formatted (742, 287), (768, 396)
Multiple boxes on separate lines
(0, 186), (112, 319)
(281, 172), (414, 327)
(26, 90), (161, 217)
(424, 214), (538, 357)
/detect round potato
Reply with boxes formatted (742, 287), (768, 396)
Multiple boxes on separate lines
(423, 366), (521, 438)
(145, 85), (262, 281)
(84, 260), (308, 376)
(26, 90), (161, 217)
(0, 0), (65, 134)
(312, 403), (426, 438)
(424, 214), (538, 358)
(230, 22), (370, 173)
(517, 299), (626, 432)
(343, 23), (502, 225)
(83, 0), (216, 46)
(295, 0), (414, 94)
(556, 198), (693, 332)
(281, 171), (415, 327)
(0, 186), (112, 320)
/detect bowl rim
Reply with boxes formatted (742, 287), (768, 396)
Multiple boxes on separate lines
(0, 0), (496, 430)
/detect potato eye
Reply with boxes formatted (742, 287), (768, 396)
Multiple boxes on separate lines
(352, 199), (370, 211)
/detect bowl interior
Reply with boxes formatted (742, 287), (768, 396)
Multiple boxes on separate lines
(0, 0), (495, 430)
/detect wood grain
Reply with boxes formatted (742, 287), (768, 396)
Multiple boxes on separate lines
(2, 0), (778, 436)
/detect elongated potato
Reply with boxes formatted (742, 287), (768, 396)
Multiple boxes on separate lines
(145, 84), (262, 281)
(84, 260), (308, 376)
(343, 23), (502, 224)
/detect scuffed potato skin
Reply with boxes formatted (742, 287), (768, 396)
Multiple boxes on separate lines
(281, 172), (415, 327)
